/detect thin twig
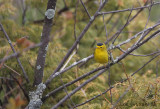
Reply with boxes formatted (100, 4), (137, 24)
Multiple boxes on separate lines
(121, 63), (133, 89)
(58, 74), (77, 109)
(57, 52), (78, 109)
(98, 2), (160, 15)
(75, 66), (87, 97)
(3, 64), (21, 76)
(45, 55), (93, 82)
(0, 30), (58, 64)
(112, 6), (134, 45)
(110, 21), (160, 50)
(0, 23), (29, 83)
(131, 54), (160, 77)
(136, 0), (142, 7)
(108, 68), (112, 104)
(0, 44), (13, 69)
(94, 85), (111, 104)
(0, 77), (13, 80)
(20, 0), (27, 25)
(9, 73), (29, 101)
(111, 86), (131, 109)
(74, 0), (79, 41)
(118, 47), (160, 57)
(3, 83), (20, 98)
(63, 0), (67, 7)
(98, 4), (119, 36)
(156, 59), (160, 78)
(50, 30), (160, 108)
(102, 12), (112, 104)
(42, 64), (104, 102)
(1, 22), (160, 85)
(0, 42), (42, 63)
(74, 53), (160, 108)
(51, 68), (109, 109)
(74, 0), (79, 52)
(105, 2), (149, 44)
(107, 16), (119, 37)
(134, 0), (153, 45)
(45, 0), (109, 86)
(102, 14), (108, 39)
(42, 30), (160, 102)
(80, 0), (91, 19)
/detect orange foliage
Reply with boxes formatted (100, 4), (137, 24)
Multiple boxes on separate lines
(118, 0), (124, 7)
(16, 36), (35, 49)
(61, 11), (73, 20)
(143, 0), (147, 3)
(6, 94), (26, 109)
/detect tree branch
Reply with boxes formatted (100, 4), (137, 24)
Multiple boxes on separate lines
(98, 2), (160, 15)
(33, 0), (57, 86)
(0, 23), (29, 83)
(50, 30), (160, 108)
(45, 0), (109, 86)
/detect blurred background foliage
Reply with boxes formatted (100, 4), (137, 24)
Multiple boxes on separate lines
(0, 0), (160, 108)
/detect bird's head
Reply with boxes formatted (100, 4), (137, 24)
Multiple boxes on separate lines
(96, 43), (106, 50)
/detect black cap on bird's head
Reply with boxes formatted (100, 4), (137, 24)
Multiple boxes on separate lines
(97, 43), (103, 46)
(96, 43), (106, 49)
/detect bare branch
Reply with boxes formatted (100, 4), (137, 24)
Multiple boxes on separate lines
(1, 1), (160, 108)
(109, 21), (160, 50)
(156, 59), (160, 77)
(43, 22), (160, 86)
(33, 0), (57, 86)
(108, 68), (112, 104)
(74, 53), (160, 108)
(134, 0), (153, 45)
(111, 86), (131, 109)
(45, 0), (109, 86)
(118, 47), (160, 57)
(102, 12), (112, 103)
(57, 53), (78, 109)
(50, 30), (160, 108)
(98, 2), (160, 15)
(105, 2), (159, 44)
(44, 55), (93, 86)
(111, 6), (134, 45)
(57, 74), (77, 109)
(51, 68), (109, 109)
(0, 42), (42, 63)
(3, 64), (21, 76)
(80, 0), (91, 19)
(9, 72), (29, 101)
(0, 77), (13, 80)
(20, 0), (27, 25)
(42, 64), (104, 102)
(0, 23), (29, 83)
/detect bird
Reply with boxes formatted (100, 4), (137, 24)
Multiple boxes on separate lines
(94, 43), (109, 65)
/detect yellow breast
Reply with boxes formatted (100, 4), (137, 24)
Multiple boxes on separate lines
(94, 48), (108, 64)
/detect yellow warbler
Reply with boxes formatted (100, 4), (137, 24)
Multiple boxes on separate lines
(94, 43), (109, 64)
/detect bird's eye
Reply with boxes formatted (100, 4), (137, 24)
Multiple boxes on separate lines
(100, 47), (102, 48)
